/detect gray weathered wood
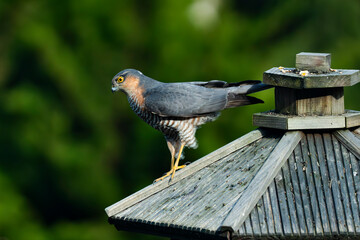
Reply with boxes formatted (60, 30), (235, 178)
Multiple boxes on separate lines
(288, 152), (308, 235)
(344, 110), (360, 128)
(306, 133), (330, 234)
(340, 143), (360, 233)
(268, 180), (283, 235)
(349, 152), (360, 216)
(332, 135), (355, 233)
(263, 67), (360, 89)
(244, 216), (253, 236)
(334, 130), (360, 160)
(323, 133), (347, 234)
(274, 169), (292, 235)
(296, 52), (331, 73)
(294, 144), (315, 235)
(253, 112), (346, 130)
(262, 189), (275, 235)
(300, 135), (324, 235)
(282, 160), (301, 235)
(220, 131), (303, 232)
(105, 128), (267, 217)
(348, 152), (360, 233)
(256, 197), (268, 235)
(314, 133), (338, 234)
(250, 206), (261, 236)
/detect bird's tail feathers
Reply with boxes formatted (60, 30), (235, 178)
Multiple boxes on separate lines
(229, 82), (273, 95)
(226, 93), (264, 108)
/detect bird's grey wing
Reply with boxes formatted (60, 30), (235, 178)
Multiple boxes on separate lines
(144, 83), (227, 117)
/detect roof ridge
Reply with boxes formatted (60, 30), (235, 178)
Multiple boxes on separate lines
(220, 131), (304, 233)
(334, 129), (360, 159)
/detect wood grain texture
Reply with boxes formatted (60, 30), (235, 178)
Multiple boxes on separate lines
(105, 128), (268, 217)
(334, 130), (360, 160)
(253, 112), (346, 130)
(296, 52), (331, 73)
(263, 67), (360, 89)
(344, 110), (360, 128)
(220, 131), (303, 232)
(314, 133), (338, 233)
(275, 87), (344, 115)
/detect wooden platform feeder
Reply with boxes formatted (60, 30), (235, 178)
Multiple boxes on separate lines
(105, 53), (360, 240)
(253, 52), (360, 130)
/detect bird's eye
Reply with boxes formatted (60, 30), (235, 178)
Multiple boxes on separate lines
(116, 76), (124, 83)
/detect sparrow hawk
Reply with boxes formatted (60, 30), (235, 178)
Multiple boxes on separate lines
(111, 69), (271, 181)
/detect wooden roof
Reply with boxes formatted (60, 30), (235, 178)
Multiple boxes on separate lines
(106, 127), (360, 239)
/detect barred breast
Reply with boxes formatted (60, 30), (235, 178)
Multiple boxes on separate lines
(128, 96), (219, 149)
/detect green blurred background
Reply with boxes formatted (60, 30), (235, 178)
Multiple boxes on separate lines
(1, 0), (359, 239)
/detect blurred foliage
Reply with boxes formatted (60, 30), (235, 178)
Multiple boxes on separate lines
(0, 0), (359, 239)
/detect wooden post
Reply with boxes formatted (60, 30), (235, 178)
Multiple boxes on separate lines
(254, 52), (360, 130)
(275, 53), (344, 115)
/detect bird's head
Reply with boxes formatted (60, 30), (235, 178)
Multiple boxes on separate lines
(111, 69), (145, 94)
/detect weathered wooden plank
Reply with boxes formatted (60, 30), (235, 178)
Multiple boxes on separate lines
(282, 160), (300, 236)
(244, 216), (253, 236)
(256, 197), (268, 235)
(268, 180), (283, 235)
(263, 67), (360, 88)
(238, 223), (246, 236)
(221, 131), (303, 232)
(300, 135), (324, 235)
(323, 133), (347, 234)
(341, 144), (360, 234)
(253, 112), (346, 130)
(288, 152), (308, 235)
(274, 169), (292, 235)
(296, 52), (331, 73)
(332, 135), (355, 233)
(334, 130), (360, 160)
(105, 129), (267, 217)
(349, 153), (360, 212)
(293, 144), (315, 235)
(306, 133), (330, 234)
(287, 116), (345, 130)
(314, 133), (338, 234)
(348, 151), (360, 233)
(253, 112), (288, 129)
(345, 110), (360, 128)
(262, 189), (275, 235)
(250, 205), (261, 236)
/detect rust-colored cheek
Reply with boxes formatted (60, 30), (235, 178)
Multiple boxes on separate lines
(122, 75), (145, 107)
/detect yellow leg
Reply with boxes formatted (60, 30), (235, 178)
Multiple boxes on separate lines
(154, 143), (186, 182)
(171, 143), (185, 180)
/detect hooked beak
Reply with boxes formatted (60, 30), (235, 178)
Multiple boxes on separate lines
(111, 86), (119, 93)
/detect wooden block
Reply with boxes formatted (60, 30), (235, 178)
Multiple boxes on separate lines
(275, 87), (345, 115)
(253, 112), (288, 129)
(253, 112), (346, 130)
(296, 52), (331, 73)
(287, 116), (345, 130)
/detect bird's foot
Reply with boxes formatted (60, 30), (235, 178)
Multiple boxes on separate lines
(154, 165), (186, 182)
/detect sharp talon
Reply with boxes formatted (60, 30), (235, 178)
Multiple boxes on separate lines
(184, 161), (191, 165)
